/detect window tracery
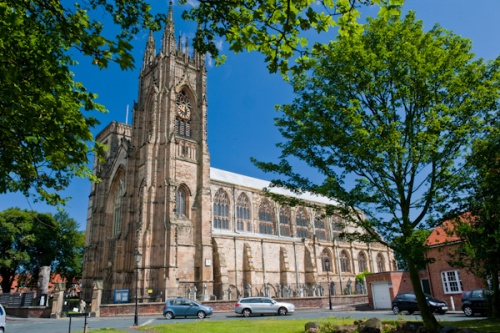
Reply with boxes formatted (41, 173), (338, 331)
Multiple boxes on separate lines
(340, 250), (351, 272)
(258, 199), (274, 235)
(295, 208), (309, 238)
(314, 212), (327, 241)
(112, 178), (125, 237)
(279, 206), (291, 237)
(376, 253), (386, 272)
(176, 186), (189, 217)
(321, 249), (332, 272)
(358, 252), (368, 273)
(213, 188), (230, 229)
(236, 193), (251, 232)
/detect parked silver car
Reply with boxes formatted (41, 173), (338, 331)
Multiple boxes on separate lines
(0, 303), (5, 332)
(235, 296), (295, 317)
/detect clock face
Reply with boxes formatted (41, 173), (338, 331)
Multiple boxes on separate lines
(177, 102), (190, 119)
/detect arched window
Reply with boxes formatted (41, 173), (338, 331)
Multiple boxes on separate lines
(258, 199), (274, 235)
(340, 250), (350, 272)
(176, 186), (188, 217)
(376, 253), (386, 272)
(112, 178), (125, 237)
(314, 212), (327, 241)
(175, 89), (192, 137)
(279, 206), (291, 237)
(236, 193), (251, 232)
(321, 250), (332, 272)
(358, 252), (368, 273)
(331, 215), (344, 241)
(213, 188), (230, 229)
(295, 208), (309, 238)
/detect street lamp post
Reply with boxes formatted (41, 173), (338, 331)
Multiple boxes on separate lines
(134, 250), (142, 326)
(324, 258), (332, 310)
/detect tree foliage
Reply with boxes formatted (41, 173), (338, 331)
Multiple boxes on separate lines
(447, 130), (500, 318)
(0, 208), (84, 293)
(0, 0), (164, 205)
(253, 12), (500, 332)
(181, 0), (404, 75)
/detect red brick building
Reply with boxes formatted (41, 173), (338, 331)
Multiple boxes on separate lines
(366, 218), (486, 310)
(424, 220), (486, 310)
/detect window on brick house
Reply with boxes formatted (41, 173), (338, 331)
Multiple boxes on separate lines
(441, 270), (463, 294)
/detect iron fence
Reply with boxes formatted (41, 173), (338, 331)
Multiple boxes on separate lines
(98, 281), (366, 304)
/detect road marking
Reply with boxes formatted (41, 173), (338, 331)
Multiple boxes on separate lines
(140, 318), (155, 326)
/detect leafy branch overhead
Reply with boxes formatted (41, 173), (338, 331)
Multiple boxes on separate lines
(181, 0), (404, 75)
(0, 0), (164, 205)
(252, 12), (500, 332)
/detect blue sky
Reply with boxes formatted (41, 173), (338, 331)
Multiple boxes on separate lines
(2, 0), (500, 230)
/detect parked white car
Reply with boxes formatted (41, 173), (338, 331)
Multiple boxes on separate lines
(235, 297), (295, 317)
(0, 303), (6, 332)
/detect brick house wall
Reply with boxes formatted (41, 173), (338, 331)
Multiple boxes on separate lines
(425, 243), (486, 310)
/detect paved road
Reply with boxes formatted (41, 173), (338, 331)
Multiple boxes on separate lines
(8, 308), (483, 333)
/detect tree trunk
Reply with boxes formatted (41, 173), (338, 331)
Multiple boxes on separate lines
(0, 268), (15, 293)
(37, 266), (51, 306)
(490, 270), (499, 318)
(407, 258), (440, 332)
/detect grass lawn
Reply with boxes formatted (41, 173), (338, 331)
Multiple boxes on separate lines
(77, 317), (500, 333)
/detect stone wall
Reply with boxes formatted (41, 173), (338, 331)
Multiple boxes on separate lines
(98, 295), (368, 317)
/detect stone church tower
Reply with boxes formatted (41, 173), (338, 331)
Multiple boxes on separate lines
(82, 4), (213, 302)
(82, 4), (396, 306)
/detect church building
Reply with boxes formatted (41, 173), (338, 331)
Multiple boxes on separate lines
(81, 4), (395, 304)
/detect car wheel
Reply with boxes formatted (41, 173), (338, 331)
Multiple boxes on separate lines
(164, 311), (174, 319)
(463, 306), (473, 317)
(392, 305), (400, 315)
(197, 311), (206, 319)
(242, 308), (252, 317)
(278, 307), (288, 316)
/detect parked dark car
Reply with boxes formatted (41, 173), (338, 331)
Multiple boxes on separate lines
(461, 289), (490, 317)
(392, 292), (448, 315)
(163, 297), (213, 319)
(235, 296), (295, 317)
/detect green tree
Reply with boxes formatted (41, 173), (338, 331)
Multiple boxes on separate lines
(0, 0), (164, 205)
(448, 131), (500, 318)
(182, 0), (404, 74)
(252, 12), (500, 332)
(0, 208), (84, 292)
(0, 208), (34, 293)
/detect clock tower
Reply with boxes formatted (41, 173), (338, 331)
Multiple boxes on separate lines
(83, 2), (213, 302)
(130, 3), (212, 297)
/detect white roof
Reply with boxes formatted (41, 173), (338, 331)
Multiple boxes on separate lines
(210, 167), (337, 206)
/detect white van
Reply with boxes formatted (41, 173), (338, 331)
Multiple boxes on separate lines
(0, 303), (5, 332)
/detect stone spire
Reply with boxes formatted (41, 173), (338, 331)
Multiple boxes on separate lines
(142, 30), (156, 69)
(162, 1), (176, 54)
